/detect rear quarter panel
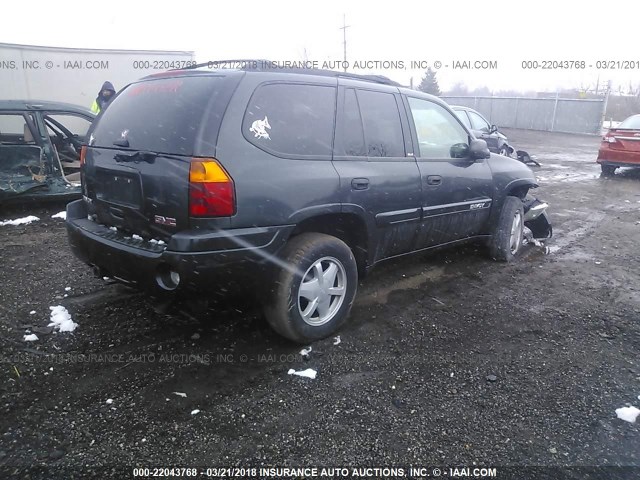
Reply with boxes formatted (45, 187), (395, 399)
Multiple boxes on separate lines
(213, 75), (342, 229)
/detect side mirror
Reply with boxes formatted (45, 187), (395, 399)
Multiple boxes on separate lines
(470, 139), (491, 160)
(489, 124), (498, 134)
(450, 143), (470, 159)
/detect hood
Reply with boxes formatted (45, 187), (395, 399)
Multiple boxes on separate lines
(100, 81), (116, 94)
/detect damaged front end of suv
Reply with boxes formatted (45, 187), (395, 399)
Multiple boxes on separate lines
(523, 196), (553, 240)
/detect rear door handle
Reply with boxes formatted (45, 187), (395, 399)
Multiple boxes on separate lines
(426, 175), (442, 186)
(351, 178), (370, 190)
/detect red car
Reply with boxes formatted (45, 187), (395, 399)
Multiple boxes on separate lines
(597, 114), (640, 175)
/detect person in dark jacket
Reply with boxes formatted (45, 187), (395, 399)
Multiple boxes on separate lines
(91, 81), (116, 114)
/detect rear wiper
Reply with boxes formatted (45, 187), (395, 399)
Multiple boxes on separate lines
(114, 151), (158, 164)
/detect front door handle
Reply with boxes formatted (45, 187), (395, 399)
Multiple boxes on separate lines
(351, 178), (370, 190)
(426, 175), (442, 186)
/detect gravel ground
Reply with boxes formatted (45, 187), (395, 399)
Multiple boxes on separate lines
(0, 129), (639, 479)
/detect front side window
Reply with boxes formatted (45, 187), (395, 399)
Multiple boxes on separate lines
(407, 97), (469, 159)
(244, 83), (336, 157)
(44, 113), (92, 164)
(356, 90), (405, 157)
(468, 111), (491, 132)
(44, 114), (92, 139)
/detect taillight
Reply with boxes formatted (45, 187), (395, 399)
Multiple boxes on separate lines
(80, 145), (87, 166)
(189, 159), (235, 217)
(603, 134), (617, 144)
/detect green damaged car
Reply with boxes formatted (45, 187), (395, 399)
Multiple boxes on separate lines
(0, 100), (94, 204)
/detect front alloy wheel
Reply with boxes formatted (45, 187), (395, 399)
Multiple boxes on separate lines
(489, 196), (525, 262)
(509, 210), (523, 255)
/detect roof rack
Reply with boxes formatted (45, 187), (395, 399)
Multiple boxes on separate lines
(179, 59), (403, 87)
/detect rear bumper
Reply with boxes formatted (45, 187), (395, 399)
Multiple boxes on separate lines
(597, 149), (640, 168)
(65, 199), (294, 294)
(597, 159), (640, 168)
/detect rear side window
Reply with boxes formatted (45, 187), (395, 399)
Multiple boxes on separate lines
(0, 113), (38, 144)
(454, 110), (472, 129)
(91, 76), (231, 156)
(243, 83), (336, 157)
(335, 88), (366, 157)
(356, 90), (405, 157)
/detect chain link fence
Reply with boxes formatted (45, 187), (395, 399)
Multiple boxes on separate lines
(441, 96), (605, 135)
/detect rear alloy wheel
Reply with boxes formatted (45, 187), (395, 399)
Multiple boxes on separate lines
(601, 164), (617, 176)
(499, 145), (511, 157)
(263, 233), (358, 343)
(489, 196), (525, 262)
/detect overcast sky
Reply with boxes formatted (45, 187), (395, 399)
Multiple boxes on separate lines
(3, 0), (640, 93)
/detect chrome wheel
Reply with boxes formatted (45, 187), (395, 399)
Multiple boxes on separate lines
(509, 210), (523, 254)
(297, 256), (347, 326)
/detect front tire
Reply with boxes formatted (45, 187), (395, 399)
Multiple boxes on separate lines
(263, 233), (358, 343)
(489, 196), (525, 262)
(499, 145), (511, 157)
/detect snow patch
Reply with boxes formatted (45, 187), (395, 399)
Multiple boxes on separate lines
(51, 211), (66, 220)
(288, 368), (317, 379)
(132, 234), (143, 241)
(23, 334), (38, 342)
(48, 306), (77, 332)
(0, 216), (40, 226)
(106, 399), (113, 405)
(616, 406), (640, 423)
(173, 392), (187, 398)
(29, 310), (36, 315)
(333, 336), (341, 345)
(191, 409), (200, 415)
(65, 287), (71, 292)
(299, 347), (312, 356)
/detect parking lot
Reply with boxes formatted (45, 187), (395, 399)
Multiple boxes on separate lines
(0, 129), (639, 476)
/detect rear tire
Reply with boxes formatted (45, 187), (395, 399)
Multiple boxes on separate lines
(601, 164), (617, 176)
(263, 233), (358, 344)
(489, 196), (525, 262)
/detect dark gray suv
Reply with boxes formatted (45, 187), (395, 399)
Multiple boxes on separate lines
(66, 64), (551, 343)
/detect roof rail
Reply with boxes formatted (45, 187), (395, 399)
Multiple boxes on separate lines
(178, 59), (403, 87)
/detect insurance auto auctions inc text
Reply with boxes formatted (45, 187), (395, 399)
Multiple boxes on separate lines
(206, 60), (498, 71)
(239, 466), (497, 478)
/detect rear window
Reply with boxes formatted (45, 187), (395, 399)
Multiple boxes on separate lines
(618, 115), (640, 129)
(91, 76), (232, 156)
